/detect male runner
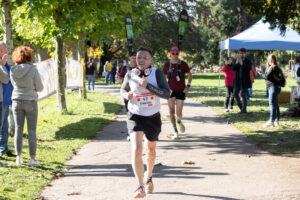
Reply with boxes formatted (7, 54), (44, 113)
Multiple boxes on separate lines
(120, 47), (170, 198)
(163, 46), (192, 139)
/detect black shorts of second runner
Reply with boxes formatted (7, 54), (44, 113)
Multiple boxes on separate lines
(170, 91), (186, 100)
(127, 112), (162, 141)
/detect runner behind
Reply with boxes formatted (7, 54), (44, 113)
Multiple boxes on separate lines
(120, 47), (170, 198)
(163, 46), (192, 139)
(119, 52), (137, 141)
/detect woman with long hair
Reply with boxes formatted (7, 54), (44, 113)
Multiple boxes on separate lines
(257, 54), (283, 127)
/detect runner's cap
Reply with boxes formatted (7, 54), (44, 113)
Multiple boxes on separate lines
(170, 46), (180, 53)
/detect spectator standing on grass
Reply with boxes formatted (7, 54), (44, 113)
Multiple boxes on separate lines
(232, 48), (252, 114)
(86, 57), (96, 91)
(221, 57), (235, 112)
(11, 46), (44, 166)
(257, 54), (284, 128)
(293, 57), (300, 78)
(0, 42), (12, 161)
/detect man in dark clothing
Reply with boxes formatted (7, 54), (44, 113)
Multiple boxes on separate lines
(232, 48), (252, 113)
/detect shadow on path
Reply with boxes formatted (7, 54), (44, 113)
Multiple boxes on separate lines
(64, 164), (228, 179)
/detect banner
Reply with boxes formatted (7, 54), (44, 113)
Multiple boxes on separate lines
(125, 13), (134, 56)
(66, 58), (83, 89)
(35, 58), (83, 100)
(36, 58), (57, 100)
(178, 10), (189, 49)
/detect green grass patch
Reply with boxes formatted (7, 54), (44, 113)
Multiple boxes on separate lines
(188, 73), (300, 156)
(0, 91), (121, 200)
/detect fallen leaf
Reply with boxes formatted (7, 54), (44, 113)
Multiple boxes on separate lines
(155, 163), (163, 166)
(35, 174), (44, 178)
(35, 196), (45, 200)
(72, 149), (77, 155)
(67, 192), (80, 196)
(183, 161), (195, 165)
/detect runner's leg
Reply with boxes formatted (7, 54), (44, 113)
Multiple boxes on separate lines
(168, 97), (176, 126)
(130, 131), (145, 185)
(145, 140), (157, 177)
(175, 99), (184, 121)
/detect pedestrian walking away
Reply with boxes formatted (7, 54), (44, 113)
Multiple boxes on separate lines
(119, 52), (137, 141)
(11, 46), (44, 166)
(86, 57), (96, 91)
(0, 42), (11, 161)
(221, 57), (235, 112)
(257, 54), (285, 127)
(120, 47), (170, 198)
(232, 48), (252, 114)
(163, 46), (192, 139)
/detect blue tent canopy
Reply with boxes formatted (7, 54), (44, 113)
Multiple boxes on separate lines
(220, 19), (300, 51)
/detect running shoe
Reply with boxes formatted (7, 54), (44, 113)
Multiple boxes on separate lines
(229, 108), (234, 112)
(172, 133), (180, 140)
(145, 177), (154, 194)
(263, 121), (274, 128)
(224, 109), (229, 112)
(133, 185), (146, 198)
(178, 122), (185, 133)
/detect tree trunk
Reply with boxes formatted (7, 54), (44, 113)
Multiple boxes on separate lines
(78, 32), (86, 99)
(56, 36), (67, 111)
(36, 47), (50, 62)
(1, 0), (14, 66)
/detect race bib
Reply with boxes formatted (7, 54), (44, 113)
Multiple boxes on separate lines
(136, 93), (156, 107)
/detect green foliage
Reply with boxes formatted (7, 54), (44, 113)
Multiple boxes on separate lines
(0, 91), (121, 199)
(240, 0), (300, 33)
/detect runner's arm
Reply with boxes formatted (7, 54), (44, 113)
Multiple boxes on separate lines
(120, 73), (131, 100)
(146, 69), (170, 99)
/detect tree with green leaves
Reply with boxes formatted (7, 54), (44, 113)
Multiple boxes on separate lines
(240, 0), (300, 34)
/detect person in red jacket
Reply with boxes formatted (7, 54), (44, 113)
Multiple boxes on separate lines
(221, 57), (236, 112)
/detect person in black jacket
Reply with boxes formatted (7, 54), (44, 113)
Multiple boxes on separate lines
(232, 48), (252, 113)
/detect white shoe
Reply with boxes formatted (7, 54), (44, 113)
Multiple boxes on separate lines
(263, 121), (274, 128)
(274, 121), (280, 127)
(16, 157), (23, 165)
(29, 159), (40, 167)
(172, 133), (179, 140)
(224, 109), (229, 112)
(229, 108), (234, 112)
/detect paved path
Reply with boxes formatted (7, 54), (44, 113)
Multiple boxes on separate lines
(42, 84), (300, 200)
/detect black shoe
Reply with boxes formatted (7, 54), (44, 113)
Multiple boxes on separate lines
(6, 150), (16, 157)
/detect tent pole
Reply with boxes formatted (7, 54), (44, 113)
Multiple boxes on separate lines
(227, 49), (230, 57)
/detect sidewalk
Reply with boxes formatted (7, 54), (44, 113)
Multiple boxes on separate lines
(42, 84), (300, 200)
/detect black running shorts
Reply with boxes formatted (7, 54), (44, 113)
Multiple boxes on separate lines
(127, 112), (162, 141)
(170, 91), (186, 100)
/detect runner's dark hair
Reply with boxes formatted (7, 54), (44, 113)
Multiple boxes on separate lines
(137, 47), (153, 57)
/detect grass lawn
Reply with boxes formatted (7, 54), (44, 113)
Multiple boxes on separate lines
(0, 90), (121, 200)
(188, 73), (300, 156)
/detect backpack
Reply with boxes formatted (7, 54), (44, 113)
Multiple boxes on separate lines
(167, 60), (182, 81)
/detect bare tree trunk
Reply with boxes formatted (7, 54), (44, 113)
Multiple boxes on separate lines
(78, 32), (86, 99)
(1, 0), (14, 66)
(36, 47), (50, 62)
(56, 36), (67, 111)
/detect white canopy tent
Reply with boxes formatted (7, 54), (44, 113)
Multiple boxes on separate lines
(217, 19), (300, 101)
